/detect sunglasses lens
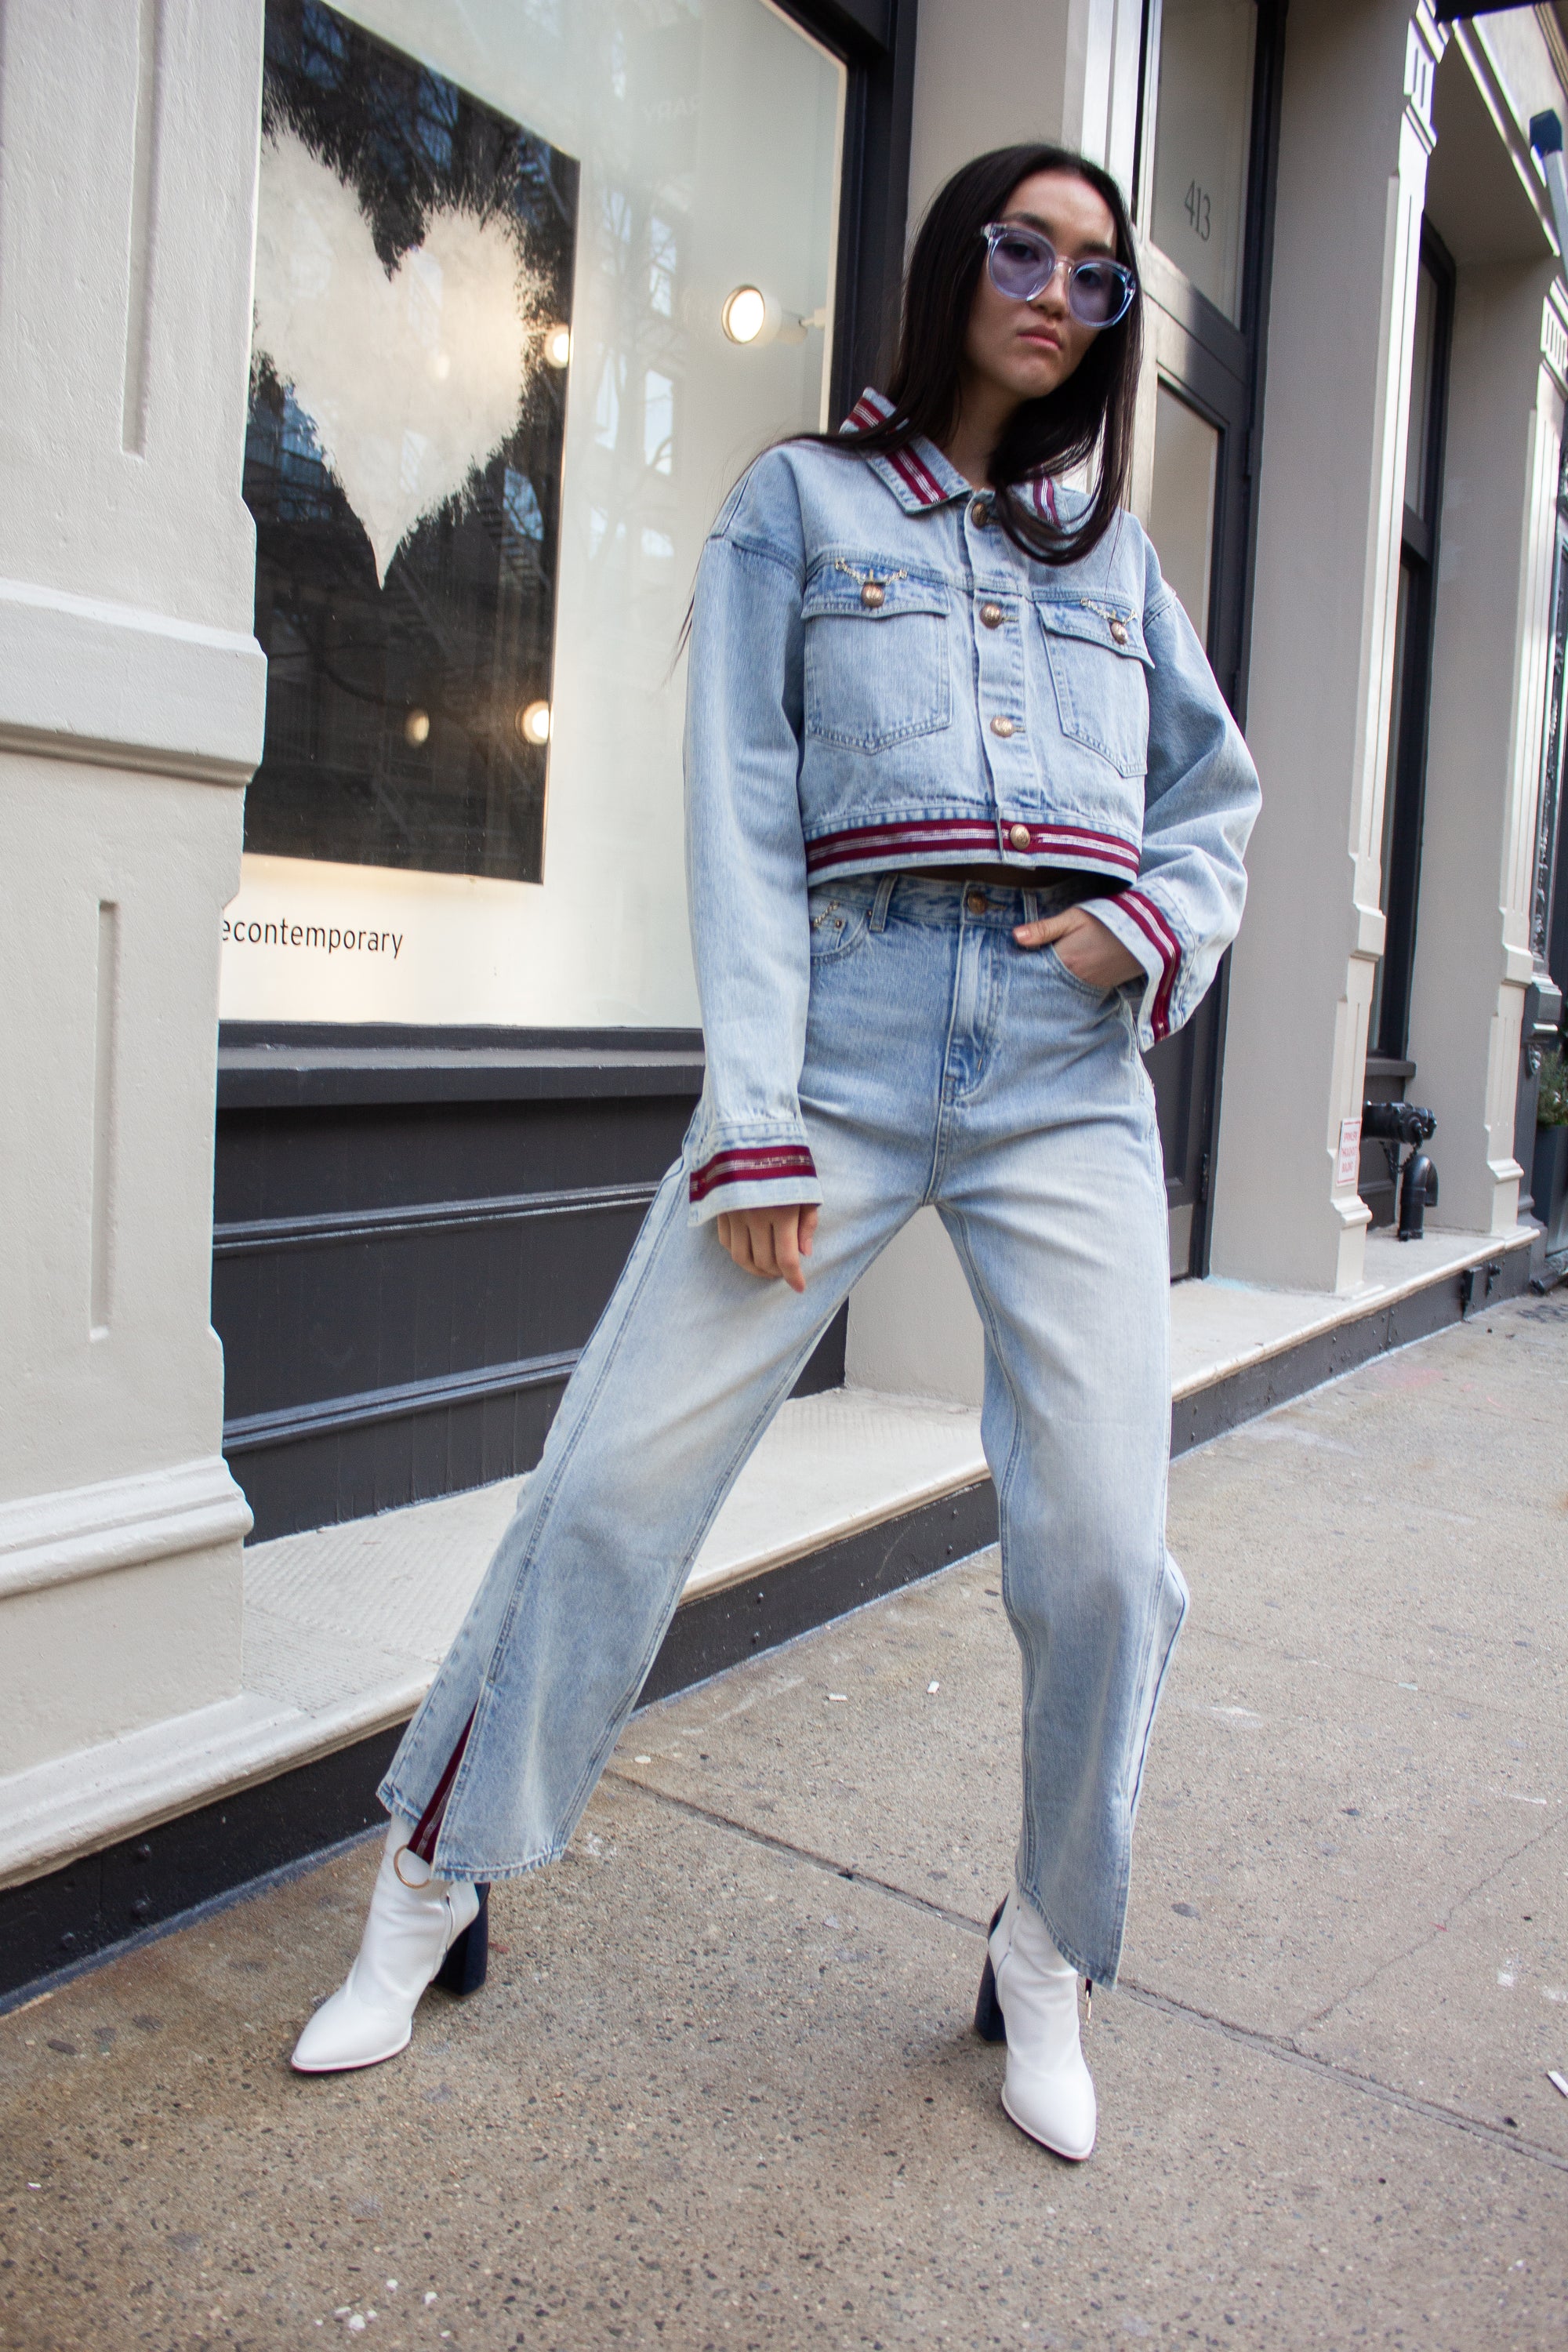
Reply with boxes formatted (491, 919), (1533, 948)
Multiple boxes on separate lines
(987, 230), (1051, 300)
(1068, 262), (1131, 326)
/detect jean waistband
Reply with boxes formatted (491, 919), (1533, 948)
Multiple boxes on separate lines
(812, 870), (1101, 929)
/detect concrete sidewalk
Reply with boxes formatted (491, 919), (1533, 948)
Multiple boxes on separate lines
(2, 1292), (1565, 2350)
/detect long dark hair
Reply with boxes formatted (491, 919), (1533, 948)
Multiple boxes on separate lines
(822, 143), (1142, 568)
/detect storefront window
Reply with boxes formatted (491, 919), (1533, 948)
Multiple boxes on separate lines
(223, 0), (844, 1029)
(1146, 0), (1257, 324)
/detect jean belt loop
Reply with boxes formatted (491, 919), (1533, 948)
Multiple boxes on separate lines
(869, 873), (898, 933)
(1022, 888), (1040, 927)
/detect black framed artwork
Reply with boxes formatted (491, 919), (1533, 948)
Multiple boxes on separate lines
(243, 0), (579, 883)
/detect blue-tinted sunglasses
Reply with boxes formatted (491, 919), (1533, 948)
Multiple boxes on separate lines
(982, 220), (1137, 328)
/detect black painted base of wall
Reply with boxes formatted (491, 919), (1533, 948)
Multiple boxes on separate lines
(0, 1236), (1530, 2013)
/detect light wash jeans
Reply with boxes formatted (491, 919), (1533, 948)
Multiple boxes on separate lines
(381, 874), (1188, 1987)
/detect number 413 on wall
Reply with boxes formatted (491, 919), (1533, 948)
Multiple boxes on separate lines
(1185, 180), (1212, 241)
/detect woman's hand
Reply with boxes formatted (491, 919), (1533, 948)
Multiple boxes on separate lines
(715, 1203), (819, 1293)
(1013, 904), (1142, 989)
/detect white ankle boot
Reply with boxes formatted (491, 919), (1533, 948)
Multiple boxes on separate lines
(975, 1889), (1097, 2160)
(291, 1824), (488, 2074)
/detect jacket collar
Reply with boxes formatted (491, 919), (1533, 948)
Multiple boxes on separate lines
(841, 387), (1062, 524)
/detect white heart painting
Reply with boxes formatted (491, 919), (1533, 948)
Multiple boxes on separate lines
(252, 128), (535, 585)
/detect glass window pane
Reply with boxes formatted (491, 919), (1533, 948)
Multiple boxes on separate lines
(1148, 383), (1220, 648)
(228, 0), (844, 1025)
(1403, 258), (1439, 520)
(1148, 0), (1258, 323)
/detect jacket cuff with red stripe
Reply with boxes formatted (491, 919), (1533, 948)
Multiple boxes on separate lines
(686, 1134), (823, 1226)
(1091, 887), (1185, 1048)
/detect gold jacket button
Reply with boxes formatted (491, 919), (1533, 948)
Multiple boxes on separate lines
(1008, 822), (1032, 851)
(1109, 617), (1129, 644)
(970, 499), (990, 528)
(860, 579), (886, 609)
(980, 601), (1004, 628)
(989, 714), (1015, 738)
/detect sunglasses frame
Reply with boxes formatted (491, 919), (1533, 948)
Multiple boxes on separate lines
(980, 221), (1137, 329)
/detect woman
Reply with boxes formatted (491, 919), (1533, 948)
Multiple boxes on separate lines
(289, 143), (1258, 2165)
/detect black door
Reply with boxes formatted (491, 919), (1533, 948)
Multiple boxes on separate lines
(1133, 0), (1284, 1274)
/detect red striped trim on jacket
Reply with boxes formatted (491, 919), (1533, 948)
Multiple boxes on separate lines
(688, 1142), (818, 1206)
(804, 815), (1141, 880)
(1025, 475), (1062, 524)
(844, 388), (894, 433)
(841, 389), (953, 510)
(843, 390), (1062, 524)
(1113, 889), (1181, 1043)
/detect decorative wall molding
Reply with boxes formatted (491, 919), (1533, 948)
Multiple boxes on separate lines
(212, 1179), (662, 1260)
(1406, 5), (1445, 151)
(0, 1457), (254, 1603)
(0, 575), (266, 786)
(223, 1349), (582, 1454)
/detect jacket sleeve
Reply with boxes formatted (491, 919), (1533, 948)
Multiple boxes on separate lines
(682, 454), (822, 1226)
(1091, 528), (1261, 1048)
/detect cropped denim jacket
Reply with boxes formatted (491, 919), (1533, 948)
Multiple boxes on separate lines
(682, 389), (1261, 1223)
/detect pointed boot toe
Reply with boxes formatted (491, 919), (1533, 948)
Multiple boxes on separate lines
(290, 1827), (486, 2076)
(290, 1977), (419, 2074)
(984, 1890), (1098, 2162)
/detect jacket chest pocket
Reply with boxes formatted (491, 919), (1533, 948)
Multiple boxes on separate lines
(1037, 599), (1152, 778)
(803, 568), (951, 753)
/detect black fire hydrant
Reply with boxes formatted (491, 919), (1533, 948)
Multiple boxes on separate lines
(1362, 1102), (1439, 1240)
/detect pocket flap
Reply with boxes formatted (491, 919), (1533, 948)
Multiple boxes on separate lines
(1036, 598), (1152, 666)
(803, 564), (949, 622)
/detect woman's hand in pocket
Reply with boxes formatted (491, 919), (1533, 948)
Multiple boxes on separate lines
(1013, 905), (1142, 989)
(715, 1203), (819, 1293)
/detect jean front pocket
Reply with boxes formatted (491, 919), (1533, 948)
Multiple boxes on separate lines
(807, 885), (873, 963)
(1037, 598), (1152, 778)
(804, 562), (951, 753)
(1042, 943), (1115, 1002)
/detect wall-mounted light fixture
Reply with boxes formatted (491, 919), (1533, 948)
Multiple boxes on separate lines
(403, 708), (430, 746)
(517, 699), (551, 746)
(720, 287), (829, 347)
(543, 322), (572, 368)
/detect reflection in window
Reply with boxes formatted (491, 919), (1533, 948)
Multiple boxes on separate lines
(644, 371), (674, 474)
(297, 0), (345, 89)
(1148, 0), (1257, 323)
(649, 218), (677, 317)
(416, 70), (457, 172)
(594, 357), (622, 449)
(503, 468), (546, 543)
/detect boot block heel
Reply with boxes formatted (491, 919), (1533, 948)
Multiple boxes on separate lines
(435, 1885), (490, 1997)
(974, 1896), (1008, 2042)
(974, 1951), (1007, 2042)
